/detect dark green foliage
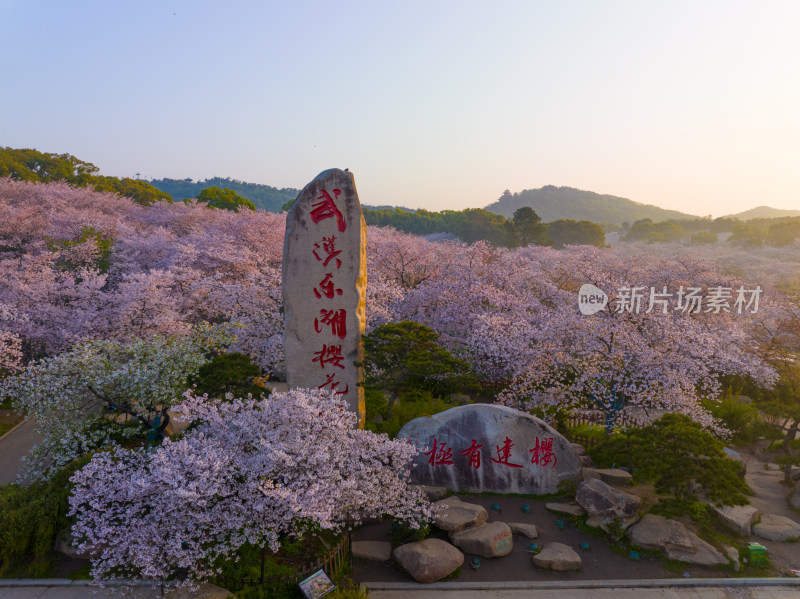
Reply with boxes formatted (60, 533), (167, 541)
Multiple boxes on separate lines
(360, 321), (478, 437)
(728, 223), (766, 248)
(197, 186), (256, 212)
(702, 391), (778, 445)
(46, 226), (114, 274)
(0, 456), (89, 577)
(511, 207), (548, 247)
(190, 352), (264, 399)
(546, 219), (606, 248)
(0, 147), (172, 206)
(0, 147), (98, 185)
(588, 414), (750, 506)
(625, 219), (685, 243)
(363, 206), (512, 246)
(364, 389), (460, 438)
(150, 177), (298, 213)
(92, 176), (172, 206)
(359, 321), (478, 404)
(689, 230), (718, 244)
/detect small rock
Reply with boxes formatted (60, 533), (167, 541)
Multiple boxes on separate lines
(595, 468), (633, 486)
(710, 504), (759, 537)
(545, 502), (586, 517)
(508, 522), (539, 539)
(580, 455), (593, 466)
(532, 542), (582, 571)
(569, 442), (586, 456)
(431, 497), (488, 532)
(582, 467), (601, 480)
(393, 539), (464, 583)
(576, 478), (641, 531)
(753, 513), (800, 542)
(352, 541), (392, 561)
(411, 485), (448, 501)
(450, 521), (513, 558)
(720, 544), (740, 572)
(627, 514), (727, 566)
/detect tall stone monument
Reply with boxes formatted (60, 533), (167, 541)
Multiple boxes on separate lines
(283, 169), (366, 427)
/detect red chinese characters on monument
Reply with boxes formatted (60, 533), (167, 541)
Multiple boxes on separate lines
(308, 189), (350, 394)
(310, 189), (347, 232)
(460, 439), (483, 469)
(425, 438), (454, 466)
(317, 372), (348, 396)
(313, 273), (343, 299)
(491, 436), (523, 468)
(312, 344), (345, 370)
(419, 435), (559, 471)
(313, 236), (342, 270)
(529, 437), (557, 468)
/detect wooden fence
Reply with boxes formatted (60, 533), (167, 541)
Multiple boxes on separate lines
(211, 534), (349, 590)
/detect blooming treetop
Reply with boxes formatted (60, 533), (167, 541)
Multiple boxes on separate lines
(1, 323), (235, 480)
(69, 388), (430, 583)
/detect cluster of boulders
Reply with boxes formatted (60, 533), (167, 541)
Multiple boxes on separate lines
(355, 490), (588, 583)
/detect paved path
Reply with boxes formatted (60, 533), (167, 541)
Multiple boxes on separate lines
(0, 419), (40, 485)
(365, 579), (800, 599)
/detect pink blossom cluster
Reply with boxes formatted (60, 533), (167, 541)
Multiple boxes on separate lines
(1, 178), (794, 431)
(68, 388), (430, 583)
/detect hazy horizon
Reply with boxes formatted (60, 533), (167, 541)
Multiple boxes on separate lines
(2, 1), (798, 217)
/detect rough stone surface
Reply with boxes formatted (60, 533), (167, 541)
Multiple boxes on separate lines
(576, 478), (641, 530)
(582, 468), (601, 481)
(411, 485), (448, 501)
(710, 504), (759, 537)
(431, 496), (488, 532)
(532, 542), (583, 571)
(580, 455), (593, 466)
(54, 527), (97, 559)
(752, 513), (800, 541)
(352, 540), (392, 561)
(450, 521), (513, 558)
(569, 442), (586, 456)
(790, 481), (800, 510)
(283, 168), (366, 425)
(595, 468), (633, 486)
(545, 502), (586, 517)
(721, 544), (740, 572)
(508, 522), (539, 539)
(397, 404), (581, 494)
(392, 539), (464, 583)
(627, 514), (727, 566)
(166, 584), (232, 599)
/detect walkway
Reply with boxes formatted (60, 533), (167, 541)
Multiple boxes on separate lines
(0, 419), (40, 485)
(365, 579), (800, 599)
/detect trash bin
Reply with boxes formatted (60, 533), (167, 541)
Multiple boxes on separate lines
(747, 542), (767, 565)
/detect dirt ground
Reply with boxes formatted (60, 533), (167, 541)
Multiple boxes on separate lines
(352, 493), (736, 584)
(353, 452), (800, 584)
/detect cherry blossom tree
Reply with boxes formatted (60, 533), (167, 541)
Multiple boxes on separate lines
(68, 388), (430, 584)
(1, 323), (235, 480)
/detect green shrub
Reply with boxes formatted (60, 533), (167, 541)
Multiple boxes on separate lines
(702, 393), (777, 445)
(0, 456), (89, 577)
(189, 352), (265, 399)
(589, 414), (750, 506)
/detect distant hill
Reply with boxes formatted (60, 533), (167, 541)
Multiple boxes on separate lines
(148, 177), (299, 213)
(723, 206), (800, 220)
(484, 185), (697, 225)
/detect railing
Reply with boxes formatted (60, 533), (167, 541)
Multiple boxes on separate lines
(211, 534), (349, 590)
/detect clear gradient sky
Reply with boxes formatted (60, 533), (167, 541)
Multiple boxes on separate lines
(2, 1), (798, 216)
